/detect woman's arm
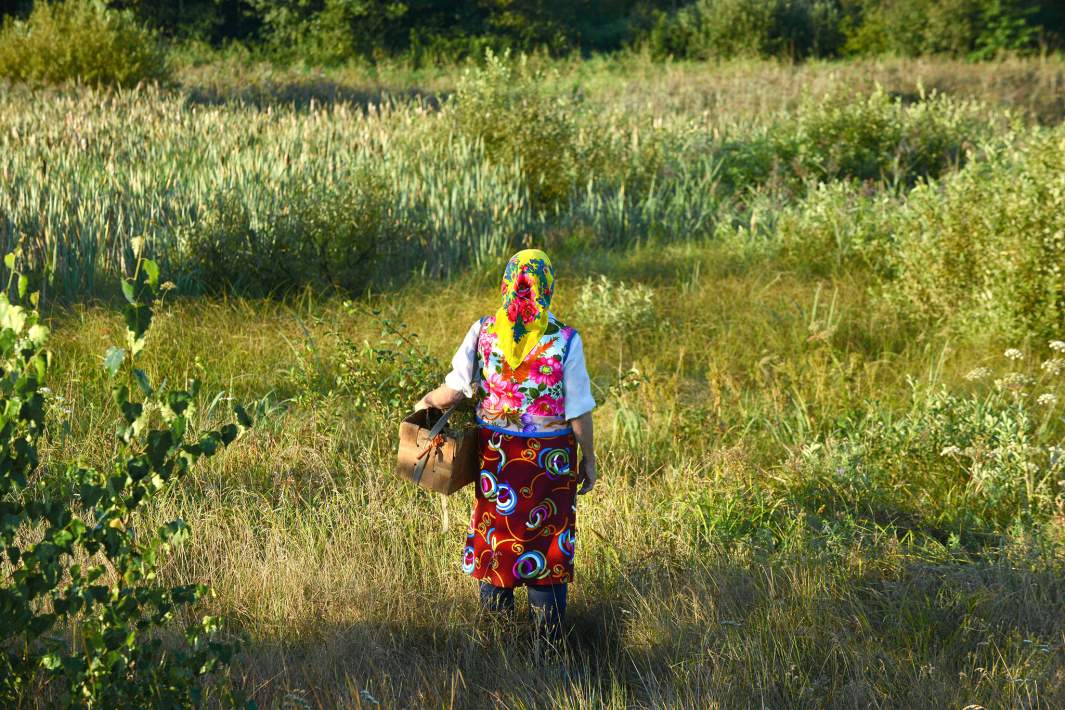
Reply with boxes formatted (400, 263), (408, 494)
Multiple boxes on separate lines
(415, 319), (481, 411)
(415, 385), (465, 411)
(572, 412), (596, 495)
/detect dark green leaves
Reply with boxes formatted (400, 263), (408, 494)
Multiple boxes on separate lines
(0, 253), (256, 706)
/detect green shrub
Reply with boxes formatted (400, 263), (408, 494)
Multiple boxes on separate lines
(0, 251), (253, 704)
(842, 0), (1040, 59)
(647, 0), (845, 60)
(887, 127), (1065, 340)
(788, 88), (991, 186)
(747, 180), (898, 274)
(710, 89), (992, 194)
(448, 50), (598, 212)
(334, 305), (447, 416)
(0, 0), (169, 87)
(793, 359), (1064, 544)
(181, 177), (396, 295)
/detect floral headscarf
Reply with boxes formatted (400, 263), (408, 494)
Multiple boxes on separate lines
(489, 249), (555, 370)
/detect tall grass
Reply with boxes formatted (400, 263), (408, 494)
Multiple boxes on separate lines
(36, 246), (1065, 707)
(4, 54), (1065, 706)
(0, 54), (1024, 300)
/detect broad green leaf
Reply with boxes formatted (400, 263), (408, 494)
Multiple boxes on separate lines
(121, 279), (136, 305)
(143, 259), (160, 288)
(103, 347), (126, 377)
(27, 323), (49, 346)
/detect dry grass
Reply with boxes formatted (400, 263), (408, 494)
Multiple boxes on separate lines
(33, 244), (1065, 707)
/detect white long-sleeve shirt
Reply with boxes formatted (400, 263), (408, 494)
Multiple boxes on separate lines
(444, 318), (596, 421)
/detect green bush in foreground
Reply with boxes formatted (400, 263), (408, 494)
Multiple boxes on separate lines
(794, 365), (1064, 545)
(0, 250), (252, 705)
(0, 0), (169, 87)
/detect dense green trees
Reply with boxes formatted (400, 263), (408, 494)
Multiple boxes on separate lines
(0, 0), (1062, 63)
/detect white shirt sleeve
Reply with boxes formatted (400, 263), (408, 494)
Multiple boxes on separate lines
(564, 332), (596, 420)
(443, 319), (482, 398)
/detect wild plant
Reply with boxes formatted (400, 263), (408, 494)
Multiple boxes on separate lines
(794, 341), (1064, 542)
(0, 248), (254, 705)
(0, 0), (169, 87)
(447, 50), (597, 212)
(334, 304), (447, 417)
(574, 275), (656, 333)
(887, 125), (1065, 340)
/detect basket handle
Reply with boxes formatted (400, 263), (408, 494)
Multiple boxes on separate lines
(412, 405), (457, 484)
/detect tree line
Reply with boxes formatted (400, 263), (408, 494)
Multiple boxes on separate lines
(2, 0), (1063, 63)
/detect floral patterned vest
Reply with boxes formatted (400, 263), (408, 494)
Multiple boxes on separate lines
(475, 313), (576, 436)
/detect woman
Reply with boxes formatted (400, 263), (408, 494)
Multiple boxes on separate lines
(416, 249), (597, 646)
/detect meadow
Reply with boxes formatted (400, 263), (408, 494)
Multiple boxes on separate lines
(3, 54), (1065, 707)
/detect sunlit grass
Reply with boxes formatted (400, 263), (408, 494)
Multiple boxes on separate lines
(36, 239), (1065, 707)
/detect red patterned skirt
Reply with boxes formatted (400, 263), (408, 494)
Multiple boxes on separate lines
(463, 428), (577, 588)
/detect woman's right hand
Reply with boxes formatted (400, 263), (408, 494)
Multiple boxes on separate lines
(577, 458), (596, 495)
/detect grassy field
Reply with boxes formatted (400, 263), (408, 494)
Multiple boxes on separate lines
(5, 55), (1065, 707)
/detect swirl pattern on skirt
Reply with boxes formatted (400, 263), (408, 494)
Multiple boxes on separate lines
(463, 429), (577, 588)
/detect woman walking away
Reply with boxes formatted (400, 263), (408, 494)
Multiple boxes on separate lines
(416, 249), (597, 649)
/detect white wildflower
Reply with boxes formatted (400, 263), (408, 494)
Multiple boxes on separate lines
(940, 445), (962, 457)
(1050, 340), (1065, 353)
(1042, 358), (1064, 375)
(995, 372), (1030, 391)
(1004, 348), (1024, 361)
(1036, 393), (1058, 407)
(964, 367), (991, 381)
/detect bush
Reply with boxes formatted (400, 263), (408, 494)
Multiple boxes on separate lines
(792, 358), (1064, 544)
(0, 251), (253, 705)
(710, 89), (992, 194)
(334, 305), (447, 416)
(787, 88), (989, 186)
(0, 0), (169, 87)
(748, 180), (898, 274)
(181, 177), (396, 295)
(842, 0), (1040, 59)
(887, 127), (1065, 340)
(647, 0), (845, 60)
(448, 50), (598, 212)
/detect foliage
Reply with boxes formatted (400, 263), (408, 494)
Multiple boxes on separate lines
(0, 0), (168, 87)
(842, 0), (1041, 59)
(243, 0), (602, 64)
(448, 50), (598, 212)
(334, 305), (447, 415)
(3, 0), (1059, 64)
(786, 88), (990, 186)
(747, 180), (898, 274)
(573, 275), (656, 332)
(647, 0), (846, 60)
(888, 126), (1065, 340)
(793, 367), (1064, 544)
(181, 177), (396, 295)
(708, 88), (993, 194)
(0, 248), (253, 705)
